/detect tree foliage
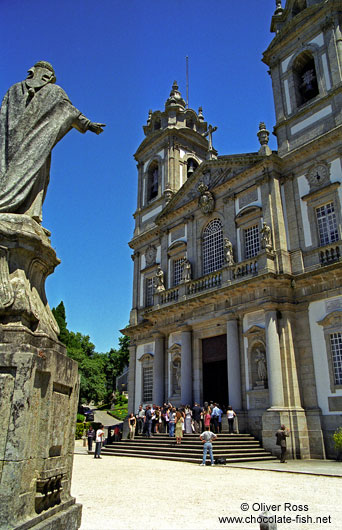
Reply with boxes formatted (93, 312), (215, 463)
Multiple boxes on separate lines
(52, 301), (129, 404)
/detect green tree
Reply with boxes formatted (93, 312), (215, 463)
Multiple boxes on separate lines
(52, 301), (107, 404)
(104, 334), (130, 394)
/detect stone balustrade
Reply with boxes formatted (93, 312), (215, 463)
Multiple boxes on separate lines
(186, 270), (222, 295)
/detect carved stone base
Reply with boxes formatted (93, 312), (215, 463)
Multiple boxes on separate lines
(0, 330), (81, 529)
(0, 213), (81, 529)
(0, 213), (60, 341)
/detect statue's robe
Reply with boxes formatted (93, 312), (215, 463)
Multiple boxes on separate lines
(0, 81), (90, 221)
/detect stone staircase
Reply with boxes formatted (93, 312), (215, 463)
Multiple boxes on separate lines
(101, 433), (277, 464)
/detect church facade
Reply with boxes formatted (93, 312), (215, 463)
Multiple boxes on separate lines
(125, 0), (342, 459)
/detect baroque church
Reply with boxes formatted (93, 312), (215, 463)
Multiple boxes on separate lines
(125, 0), (342, 459)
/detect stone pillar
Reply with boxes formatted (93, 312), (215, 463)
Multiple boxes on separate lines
(153, 333), (164, 405)
(265, 309), (284, 408)
(127, 342), (137, 414)
(226, 317), (242, 410)
(181, 327), (192, 405)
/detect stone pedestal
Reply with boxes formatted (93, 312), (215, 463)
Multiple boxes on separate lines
(0, 214), (82, 529)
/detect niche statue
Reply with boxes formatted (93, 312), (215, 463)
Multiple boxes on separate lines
(0, 61), (105, 223)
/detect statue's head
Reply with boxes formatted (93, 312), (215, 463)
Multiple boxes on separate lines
(26, 61), (56, 89)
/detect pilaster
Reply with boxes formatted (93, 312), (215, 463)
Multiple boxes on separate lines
(226, 315), (242, 410)
(181, 326), (192, 405)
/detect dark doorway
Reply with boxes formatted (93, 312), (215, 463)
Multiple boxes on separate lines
(202, 335), (228, 407)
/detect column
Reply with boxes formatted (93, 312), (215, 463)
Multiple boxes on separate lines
(153, 333), (164, 405)
(226, 317), (242, 410)
(127, 342), (137, 414)
(265, 309), (284, 408)
(181, 327), (192, 405)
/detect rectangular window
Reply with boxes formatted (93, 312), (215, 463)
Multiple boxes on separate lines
(142, 366), (153, 402)
(146, 278), (154, 307)
(316, 203), (339, 246)
(173, 257), (184, 286)
(244, 224), (260, 259)
(330, 332), (342, 385)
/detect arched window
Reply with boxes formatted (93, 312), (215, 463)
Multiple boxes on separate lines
(147, 161), (159, 201)
(187, 158), (199, 178)
(202, 219), (224, 275)
(293, 51), (319, 106)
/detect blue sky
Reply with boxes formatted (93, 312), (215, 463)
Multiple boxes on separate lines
(1, 0), (277, 352)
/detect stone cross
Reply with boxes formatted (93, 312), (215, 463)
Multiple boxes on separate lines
(203, 124), (217, 159)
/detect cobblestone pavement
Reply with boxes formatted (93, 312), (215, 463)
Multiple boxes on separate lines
(71, 454), (342, 530)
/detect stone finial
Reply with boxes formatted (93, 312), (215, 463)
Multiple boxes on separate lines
(257, 122), (272, 156)
(198, 106), (204, 121)
(147, 109), (152, 125)
(274, 0), (283, 15)
(165, 80), (186, 109)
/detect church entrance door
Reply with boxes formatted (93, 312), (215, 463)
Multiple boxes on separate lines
(202, 335), (228, 407)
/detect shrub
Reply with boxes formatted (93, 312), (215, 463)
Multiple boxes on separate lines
(108, 403), (128, 421)
(333, 426), (342, 457)
(77, 413), (85, 423)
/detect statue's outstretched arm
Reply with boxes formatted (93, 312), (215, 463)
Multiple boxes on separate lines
(88, 122), (106, 135)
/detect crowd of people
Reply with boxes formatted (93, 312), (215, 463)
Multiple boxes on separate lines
(130, 401), (238, 442)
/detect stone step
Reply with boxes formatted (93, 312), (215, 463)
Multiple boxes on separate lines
(102, 447), (270, 458)
(100, 450), (276, 464)
(106, 441), (260, 451)
(102, 431), (277, 464)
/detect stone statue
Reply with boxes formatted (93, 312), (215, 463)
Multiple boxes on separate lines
(172, 358), (181, 393)
(0, 61), (105, 223)
(181, 258), (192, 283)
(260, 222), (273, 252)
(224, 237), (235, 266)
(154, 265), (165, 292)
(255, 349), (267, 381)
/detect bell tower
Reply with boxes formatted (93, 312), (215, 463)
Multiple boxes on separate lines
(263, 0), (342, 155)
(133, 81), (210, 237)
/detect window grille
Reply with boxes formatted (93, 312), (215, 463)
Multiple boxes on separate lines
(316, 203), (339, 246)
(244, 224), (260, 259)
(146, 278), (154, 307)
(173, 257), (184, 286)
(202, 219), (224, 275)
(330, 333), (342, 385)
(142, 366), (153, 402)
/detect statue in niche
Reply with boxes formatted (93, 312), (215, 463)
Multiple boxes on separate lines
(224, 238), (235, 266)
(154, 265), (165, 292)
(0, 61), (105, 223)
(260, 222), (273, 252)
(181, 258), (192, 283)
(254, 348), (267, 382)
(172, 357), (181, 393)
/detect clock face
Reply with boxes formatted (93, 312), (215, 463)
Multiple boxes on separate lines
(145, 245), (156, 266)
(307, 163), (329, 189)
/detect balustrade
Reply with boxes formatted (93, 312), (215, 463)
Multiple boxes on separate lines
(320, 245), (341, 266)
(232, 258), (258, 279)
(186, 271), (222, 295)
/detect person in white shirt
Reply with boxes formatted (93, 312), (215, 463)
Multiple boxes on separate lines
(200, 427), (217, 466)
(94, 424), (104, 458)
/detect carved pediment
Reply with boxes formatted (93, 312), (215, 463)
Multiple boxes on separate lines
(138, 353), (154, 363)
(244, 325), (265, 340)
(318, 310), (342, 331)
(157, 159), (258, 222)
